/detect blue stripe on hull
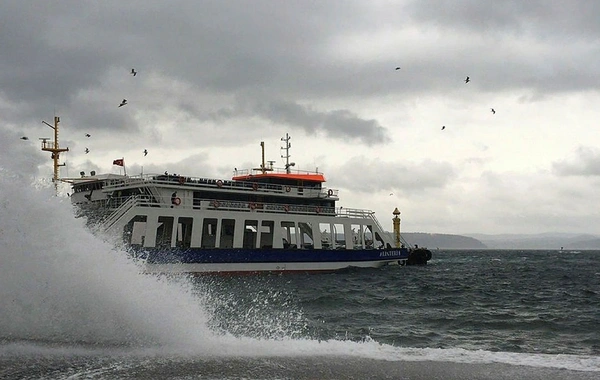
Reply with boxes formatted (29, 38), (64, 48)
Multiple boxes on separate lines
(135, 247), (410, 264)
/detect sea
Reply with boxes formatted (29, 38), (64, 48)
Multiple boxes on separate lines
(1, 171), (599, 379)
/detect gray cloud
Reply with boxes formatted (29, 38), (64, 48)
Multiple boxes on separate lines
(552, 146), (600, 176)
(3, 0), (600, 143)
(333, 156), (456, 194)
(406, 0), (600, 40)
(212, 98), (390, 145)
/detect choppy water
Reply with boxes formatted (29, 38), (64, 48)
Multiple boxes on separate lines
(1, 171), (599, 379)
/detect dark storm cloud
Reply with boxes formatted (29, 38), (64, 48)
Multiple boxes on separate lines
(212, 98), (389, 145)
(552, 146), (600, 176)
(0, 1), (394, 141)
(2, 0), (600, 143)
(0, 3), (122, 116)
(261, 102), (389, 146)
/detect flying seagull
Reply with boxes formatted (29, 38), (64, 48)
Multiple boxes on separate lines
(143, 149), (148, 156)
(441, 126), (446, 130)
(131, 68), (137, 76)
(20, 136), (29, 140)
(85, 133), (91, 137)
(85, 147), (89, 154)
(395, 67), (401, 70)
(491, 108), (496, 114)
(118, 99), (127, 107)
(464, 76), (470, 83)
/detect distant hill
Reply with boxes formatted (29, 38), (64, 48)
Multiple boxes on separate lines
(468, 233), (600, 250)
(398, 232), (487, 249)
(386, 232), (600, 250)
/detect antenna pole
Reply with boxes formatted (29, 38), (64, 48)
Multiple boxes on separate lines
(260, 141), (266, 174)
(41, 116), (69, 195)
(281, 133), (291, 174)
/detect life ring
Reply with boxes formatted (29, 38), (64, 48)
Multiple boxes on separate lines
(283, 205), (290, 213)
(315, 206), (322, 214)
(327, 189), (333, 197)
(252, 183), (259, 191)
(285, 186), (291, 192)
(212, 200), (220, 208)
(216, 180), (223, 187)
(178, 176), (186, 185)
(172, 197), (181, 206)
(249, 202), (256, 210)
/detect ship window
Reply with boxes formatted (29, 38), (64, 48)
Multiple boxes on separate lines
(192, 191), (202, 209)
(280, 221), (297, 249)
(125, 215), (147, 246)
(298, 222), (314, 249)
(201, 218), (217, 248)
(364, 225), (374, 249)
(351, 224), (363, 249)
(374, 230), (385, 249)
(220, 219), (235, 248)
(156, 216), (174, 248)
(319, 223), (332, 249)
(332, 223), (345, 249)
(177, 217), (193, 248)
(243, 220), (258, 249)
(260, 220), (274, 249)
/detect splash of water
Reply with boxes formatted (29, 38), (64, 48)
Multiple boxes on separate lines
(0, 167), (217, 350)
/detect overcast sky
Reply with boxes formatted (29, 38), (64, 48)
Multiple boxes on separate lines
(2, 0), (600, 235)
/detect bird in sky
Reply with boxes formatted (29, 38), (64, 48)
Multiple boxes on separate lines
(143, 149), (148, 156)
(441, 126), (446, 130)
(118, 99), (127, 107)
(395, 67), (401, 70)
(85, 133), (91, 137)
(465, 76), (470, 83)
(85, 147), (89, 154)
(131, 68), (137, 76)
(20, 136), (29, 140)
(491, 108), (496, 114)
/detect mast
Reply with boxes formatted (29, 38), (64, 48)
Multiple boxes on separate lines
(41, 116), (69, 195)
(280, 133), (295, 174)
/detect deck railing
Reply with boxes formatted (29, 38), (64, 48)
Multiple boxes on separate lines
(104, 195), (377, 221)
(101, 174), (339, 199)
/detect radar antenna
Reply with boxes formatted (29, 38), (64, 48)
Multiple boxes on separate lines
(280, 133), (295, 174)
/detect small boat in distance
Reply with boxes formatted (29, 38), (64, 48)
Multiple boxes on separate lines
(64, 133), (431, 274)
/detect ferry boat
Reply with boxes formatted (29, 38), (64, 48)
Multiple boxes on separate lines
(51, 125), (430, 273)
